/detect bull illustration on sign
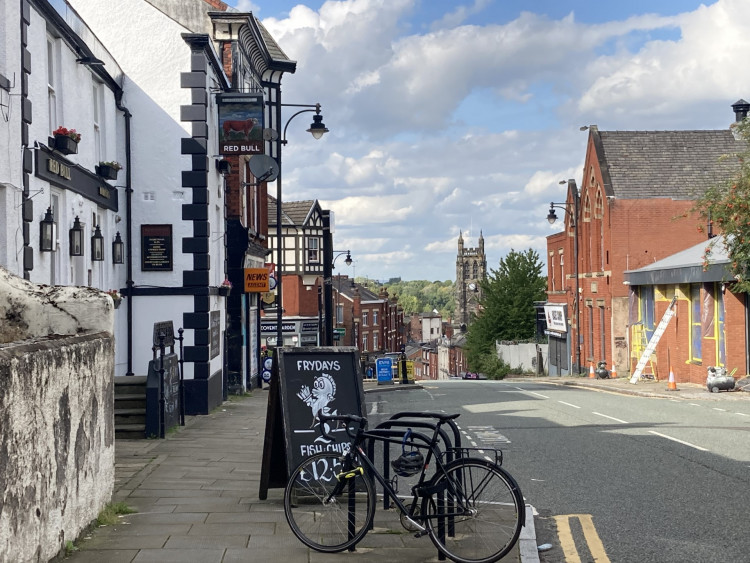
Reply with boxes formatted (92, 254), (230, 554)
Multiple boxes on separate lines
(222, 117), (259, 141)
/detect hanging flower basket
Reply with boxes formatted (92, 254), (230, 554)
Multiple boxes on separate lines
(96, 161), (122, 181)
(106, 289), (122, 309)
(52, 127), (81, 155)
(219, 279), (232, 296)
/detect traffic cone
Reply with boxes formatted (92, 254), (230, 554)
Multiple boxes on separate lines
(589, 362), (595, 378)
(611, 363), (617, 379)
(667, 366), (678, 391)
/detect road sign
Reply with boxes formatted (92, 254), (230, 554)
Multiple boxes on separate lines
(333, 327), (345, 341)
(376, 357), (394, 385)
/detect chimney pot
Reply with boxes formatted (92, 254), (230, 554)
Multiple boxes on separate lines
(731, 99), (750, 122)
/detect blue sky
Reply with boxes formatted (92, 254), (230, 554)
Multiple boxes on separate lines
(224, 0), (747, 282)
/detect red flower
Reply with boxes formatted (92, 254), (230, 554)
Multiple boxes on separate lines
(53, 126), (81, 143)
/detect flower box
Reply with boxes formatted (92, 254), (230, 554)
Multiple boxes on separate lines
(218, 286), (231, 297)
(53, 134), (78, 155)
(96, 164), (119, 181)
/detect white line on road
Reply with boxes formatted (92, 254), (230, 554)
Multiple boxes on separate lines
(368, 402), (378, 415)
(558, 401), (581, 409)
(648, 431), (709, 451)
(592, 412), (629, 424)
(528, 392), (550, 399)
(736, 413), (750, 417)
(713, 408), (727, 412)
(688, 403), (702, 407)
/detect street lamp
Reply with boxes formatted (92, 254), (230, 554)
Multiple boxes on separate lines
(547, 178), (582, 375)
(274, 103), (329, 350)
(324, 250), (353, 346)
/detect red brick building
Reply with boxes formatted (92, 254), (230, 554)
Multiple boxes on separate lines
(546, 119), (746, 381)
(624, 235), (746, 383)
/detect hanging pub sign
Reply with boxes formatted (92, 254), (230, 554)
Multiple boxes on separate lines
(217, 93), (264, 155)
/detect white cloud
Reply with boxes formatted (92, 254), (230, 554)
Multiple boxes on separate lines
(252, 0), (743, 281)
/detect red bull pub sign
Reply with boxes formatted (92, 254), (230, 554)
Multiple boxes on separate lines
(218, 93), (264, 155)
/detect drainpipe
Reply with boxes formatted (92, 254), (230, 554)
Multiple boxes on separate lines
(116, 93), (134, 376)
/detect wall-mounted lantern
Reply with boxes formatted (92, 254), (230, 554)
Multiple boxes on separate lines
(112, 231), (124, 264)
(91, 225), (104, 261)
(69, 216), (84, 256)
(40, 207), (55, 252)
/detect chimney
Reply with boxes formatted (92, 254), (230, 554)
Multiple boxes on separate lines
(731, 99), (750, 122)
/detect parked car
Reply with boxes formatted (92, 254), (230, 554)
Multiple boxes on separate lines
(462, 371), (486, 380)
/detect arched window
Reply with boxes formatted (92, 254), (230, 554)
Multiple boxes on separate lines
(596, 189), (605, 270)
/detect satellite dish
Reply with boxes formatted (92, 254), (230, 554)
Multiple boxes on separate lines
(248, 154), (279, 182)
(263, 128), (279, 141)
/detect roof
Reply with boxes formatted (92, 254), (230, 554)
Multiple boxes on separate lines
(624, 235), (734, 286)
(268, 198), (318, 227)
(593, 129), (745, 200)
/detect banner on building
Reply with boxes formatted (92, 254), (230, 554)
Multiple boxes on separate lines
(544, 304), (567, 333)
(217, 93), (264, 155)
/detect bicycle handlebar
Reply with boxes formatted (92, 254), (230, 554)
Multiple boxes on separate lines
(317, 410), (368, 440)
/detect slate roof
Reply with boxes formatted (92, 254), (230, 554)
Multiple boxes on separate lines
(267, 197), (318, 227)
(594, 129), (745, 200)
(624, 235), (733, 285)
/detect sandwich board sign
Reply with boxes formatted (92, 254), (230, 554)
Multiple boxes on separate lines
(258, 347), (365, 499)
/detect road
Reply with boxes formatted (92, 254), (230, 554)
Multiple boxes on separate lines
(366, 380), (750, 563)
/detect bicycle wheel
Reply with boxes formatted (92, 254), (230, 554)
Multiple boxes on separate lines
(284, 452), (376, 553)
(421, 458), (523, 563)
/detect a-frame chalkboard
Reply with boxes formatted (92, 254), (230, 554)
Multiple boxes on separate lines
(259, 347), (365, 499)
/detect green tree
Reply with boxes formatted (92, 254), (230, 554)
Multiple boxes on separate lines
(694, 119), (750, 293)
(465, 248), (546, 376)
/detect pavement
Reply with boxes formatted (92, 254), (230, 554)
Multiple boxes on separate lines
(63, 375), (748, 563)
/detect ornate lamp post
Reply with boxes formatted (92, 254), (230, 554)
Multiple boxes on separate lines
(547, 179), (581, 375)
(274, 103), (329, 349)
(324, 250), (352, 345)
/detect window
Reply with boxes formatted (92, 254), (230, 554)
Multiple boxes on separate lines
(373, 332), (378, 350)
(47, 37), (57, 130)
(716, 285), (726, 366)
(92, 82), (103, 163)
(549, 252), (555, 291)
(362, 332), (368, 351)
(641, 286), (655, 341)
(363, 311), (369, 326)
(336, 304), (343, 324)
(307, 237), (320, 263)
(690, 284), (702, 362)
(373, 311), (378, 325)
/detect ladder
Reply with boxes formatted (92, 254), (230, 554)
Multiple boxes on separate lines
(630, 297), (677, 384)
(630, 323), (656, 379)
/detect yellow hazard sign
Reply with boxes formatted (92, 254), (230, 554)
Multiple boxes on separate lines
(244, 268), (270, 292)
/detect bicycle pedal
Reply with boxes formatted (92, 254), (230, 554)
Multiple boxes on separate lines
(335, 466), (364, 481)
(414, 531), (428, 538)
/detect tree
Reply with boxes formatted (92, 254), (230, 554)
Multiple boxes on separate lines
(465, 249), (546, 375)
(694, 118), (750, 293)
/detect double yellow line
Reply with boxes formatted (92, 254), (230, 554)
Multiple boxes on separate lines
(552, 514), (610, 562)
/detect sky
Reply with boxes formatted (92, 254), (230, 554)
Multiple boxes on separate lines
(225, 0), (750, 282)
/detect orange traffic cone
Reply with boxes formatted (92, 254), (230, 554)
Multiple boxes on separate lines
(667, 366), (677, 391)
(611, 363), (617, 379)
(589, 362), (596, 378)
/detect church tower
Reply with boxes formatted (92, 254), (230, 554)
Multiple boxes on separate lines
(455, 231), (487, 328)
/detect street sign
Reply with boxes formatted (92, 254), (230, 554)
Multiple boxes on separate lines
(376, 357), (394, 385)
(333, 327), (345, 341)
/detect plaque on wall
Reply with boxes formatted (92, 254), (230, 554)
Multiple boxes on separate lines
(210, 310), (221, 359)
(141, 224), (173, 271)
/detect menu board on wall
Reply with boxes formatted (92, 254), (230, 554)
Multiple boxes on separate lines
(141, 224), (173, 271)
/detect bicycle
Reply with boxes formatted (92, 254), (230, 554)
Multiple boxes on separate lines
(283, 410), (524, 563)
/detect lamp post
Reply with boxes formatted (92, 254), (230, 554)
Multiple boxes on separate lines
(274, 103), (329, 350)
(547, 179), (581, 375)
(324, 249), (352, 346)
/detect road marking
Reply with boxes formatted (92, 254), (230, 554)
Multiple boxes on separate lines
(648, 431), (709, 451)
(713, 407), (727, 412)
(736, 413), (749, 417)
(368, 402), (378, 415)
(558, 401), (581, 409)
(528, 391), (550, 399)
(553, 514), (610, 563)
(688, 403), (702, 407)
(592, 412), (629, 424)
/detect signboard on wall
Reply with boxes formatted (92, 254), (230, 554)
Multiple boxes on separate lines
(141, 225), (173, 271)
(544, 304), (568, 333)
(218, 93), (264, 155)
(210, 310), (221, 359)
(244, 268), (270, 292)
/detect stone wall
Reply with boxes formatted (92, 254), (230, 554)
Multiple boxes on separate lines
(0, 267), (115, 562)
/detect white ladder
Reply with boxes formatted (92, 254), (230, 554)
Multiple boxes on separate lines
(630, 296), (677, 384)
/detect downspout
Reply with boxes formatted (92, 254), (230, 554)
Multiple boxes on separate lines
(116, 92), (134, 376)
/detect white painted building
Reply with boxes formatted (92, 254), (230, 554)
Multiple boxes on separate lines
(2, 0), (297, 413)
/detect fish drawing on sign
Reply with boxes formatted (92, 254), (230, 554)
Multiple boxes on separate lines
(297, 373), (338, 440)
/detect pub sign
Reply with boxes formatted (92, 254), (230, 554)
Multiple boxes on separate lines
(218, 93), (264, 155)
